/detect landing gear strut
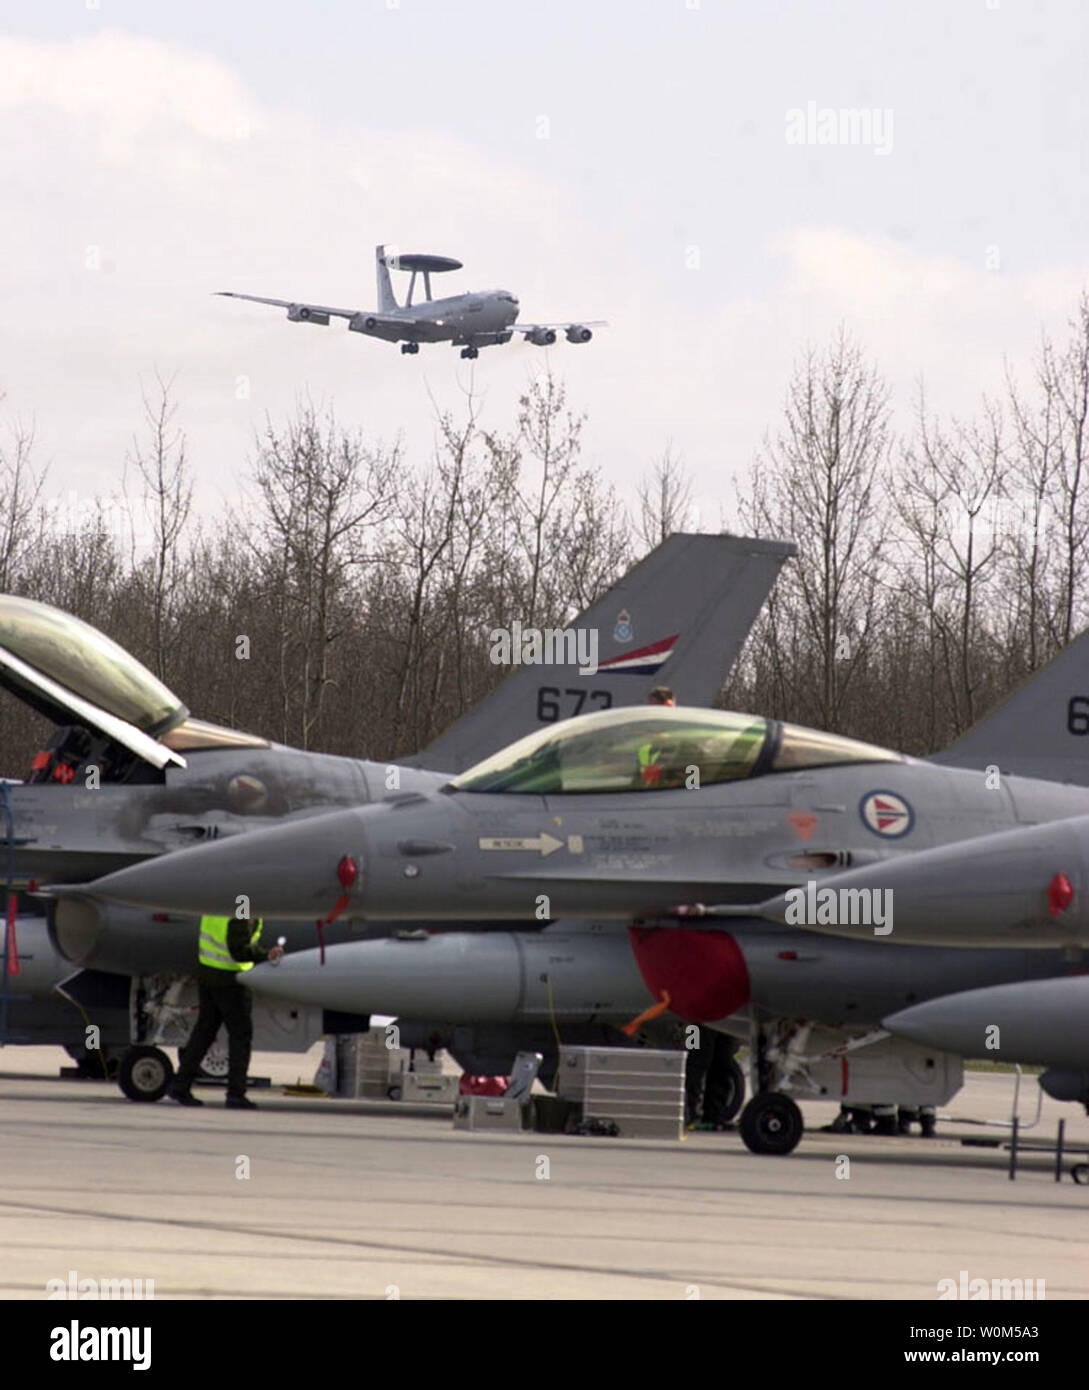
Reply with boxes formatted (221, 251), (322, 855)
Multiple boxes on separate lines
(737, 1017), (805, 1155)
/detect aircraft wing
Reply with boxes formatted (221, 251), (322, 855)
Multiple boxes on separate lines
(217, 292), (418, 341)
(509, 320), (606, 340)
(217, 291), (361, 320)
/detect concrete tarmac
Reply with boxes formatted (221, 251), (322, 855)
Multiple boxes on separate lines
(1, 1046), (1087, 1300)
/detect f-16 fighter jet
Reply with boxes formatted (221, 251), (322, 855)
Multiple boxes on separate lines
(0, 534), (793, 1097)
(68, 657), (1089, 1150)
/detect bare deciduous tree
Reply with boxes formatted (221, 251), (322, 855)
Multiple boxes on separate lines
(127, 372), (193, 680)
(0, 409), (45, 593)
(636, 445), (693, 550)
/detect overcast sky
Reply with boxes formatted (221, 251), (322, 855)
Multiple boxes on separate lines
(1, 0), (1086, 531)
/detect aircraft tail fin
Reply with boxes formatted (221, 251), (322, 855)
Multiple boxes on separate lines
(375, 245), (399, 312)
(934, 630), (1089, 784)
(415, 532), (795, 773)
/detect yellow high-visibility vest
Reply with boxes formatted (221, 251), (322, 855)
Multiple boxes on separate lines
(198, 915), (263, 973)
(638, 743), (657, 769)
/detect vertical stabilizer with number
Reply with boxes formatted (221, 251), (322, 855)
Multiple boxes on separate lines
(415, 533), (795, 773)
(934, 630), (1089, 784)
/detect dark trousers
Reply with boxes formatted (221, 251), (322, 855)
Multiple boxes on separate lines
(174, 977), (253, 1100)
(685, 1031), (736, 1125)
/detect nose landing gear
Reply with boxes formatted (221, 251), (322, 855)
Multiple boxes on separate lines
(739, 1091), (804, 1155)
(459, 346), (479, 359)
(737, 1019), (806, 1155)
(400, 342), (420, 354)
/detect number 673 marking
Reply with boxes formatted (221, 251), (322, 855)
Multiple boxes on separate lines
(537, 686), (613, 722)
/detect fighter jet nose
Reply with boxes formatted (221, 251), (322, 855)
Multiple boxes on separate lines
(80, 807), (371, 920)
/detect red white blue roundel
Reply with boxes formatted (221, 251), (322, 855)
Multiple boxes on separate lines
(860, 790), (914, 838)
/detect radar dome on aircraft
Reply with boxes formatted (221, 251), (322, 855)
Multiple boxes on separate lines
(381, 252), (463, 273)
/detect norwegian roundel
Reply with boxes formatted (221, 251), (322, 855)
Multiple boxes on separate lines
(859, 789), (914, 838)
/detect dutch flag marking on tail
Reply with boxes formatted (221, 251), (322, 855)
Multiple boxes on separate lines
(594, 634), (679, 676)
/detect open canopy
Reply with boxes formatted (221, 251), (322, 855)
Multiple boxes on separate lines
(0, 595), (185, 733)
(452, 705), (901, 794)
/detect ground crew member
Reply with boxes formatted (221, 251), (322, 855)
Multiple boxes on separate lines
(168, 915), (284, 1110)
(647, 686), (675, 706)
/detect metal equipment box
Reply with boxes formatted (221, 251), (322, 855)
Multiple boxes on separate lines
(452, 1094), (528, 1131)
(400, 1070), (459, 1104)
(335, 1029), (409, 1099)
(556, 1045), (686, 1140)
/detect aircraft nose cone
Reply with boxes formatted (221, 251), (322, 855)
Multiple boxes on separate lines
(884, 976), (1089, 1068)
(78, 807), (370, 920)
(761, 814), (1089, 947)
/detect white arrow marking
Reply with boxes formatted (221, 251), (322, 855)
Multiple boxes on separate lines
(479, 833), (565, 857)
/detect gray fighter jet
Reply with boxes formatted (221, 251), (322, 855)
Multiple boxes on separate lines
(68, 665), (1089, 1150)
(220, 245), (604, 359)
(1, 534), (793, 1092)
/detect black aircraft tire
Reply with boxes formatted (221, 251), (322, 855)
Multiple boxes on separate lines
(704, 1054), (746, 1125)
(739, 1093), (804, 1156)
(719, 1057), (746, 1124)
(118, 1046), (174, 1103)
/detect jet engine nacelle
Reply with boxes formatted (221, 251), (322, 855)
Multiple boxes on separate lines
(51, 898), (201, 976)
(287, 304), (331, 325)
(7, 915), (76, 998)
(526, 327), (557, 346)
(51, 896), (363, 977)
(565, 325), (592, 344)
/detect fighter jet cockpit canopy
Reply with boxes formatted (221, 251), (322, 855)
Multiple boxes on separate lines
(451, 706), (902, 794)
(0, 595), (265, 779)
(0, 595), (185, 733)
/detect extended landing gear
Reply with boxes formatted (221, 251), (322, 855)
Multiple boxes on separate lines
(739, 1093), (804, 1156)
(117, 1045), (174, 1103)
(737, 1019), (805, 1155)
(400, 342), (419, 354)
(459, 346), (479, 359)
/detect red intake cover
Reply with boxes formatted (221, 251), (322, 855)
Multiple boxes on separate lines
(627, 927), (750, 1022)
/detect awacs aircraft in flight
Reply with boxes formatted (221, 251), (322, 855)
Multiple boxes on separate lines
(0, 534), (793, 1097)
(76, 674), (1089, 1152)
(219, 245), (604, 359)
